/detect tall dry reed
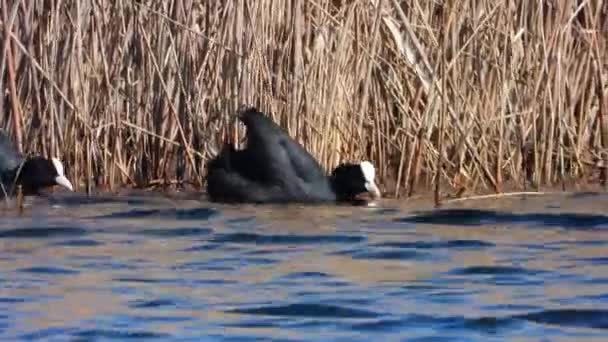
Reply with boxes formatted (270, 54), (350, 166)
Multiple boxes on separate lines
(1, 0), (606, 198)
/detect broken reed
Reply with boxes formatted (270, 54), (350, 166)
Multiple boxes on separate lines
(0, 0), (606, 197)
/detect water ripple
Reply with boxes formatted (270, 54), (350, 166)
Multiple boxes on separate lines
(3, 194), (608, 341)
(351, 309), (608, 334)
(0, 227), (87, 239)
(575, 257), (608, 265)
(282, 272), (331, 279)
(18, 266), (79, 275)
(211, 232), (366, 245)
(181, 243), (237, 252)
(80, 260), (136, 271)
(449, 266), (545, 276)
(95, 207), (218, 220)
(135, 227), (213, 237)
(228, 303), (381, 318)
(0, 297), (26, 303)
(516, 309), (608, 330)
(352, 314), (521, 334)
(171, 261), (233, 272)
(129, 298), (178, 309)
(48, 194), (149, 206)
(335, 248), (427, 260)
(74, 329), (170, 339)
(50, 239), (103, 247)
(375, 239), (495, 249)
(398, 209), (608, 229)
(113, 277), (179, 284)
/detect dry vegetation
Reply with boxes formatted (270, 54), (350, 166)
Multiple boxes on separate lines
(1, 0), (607, 198)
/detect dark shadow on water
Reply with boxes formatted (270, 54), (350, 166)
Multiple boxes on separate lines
(171, 261), (234, 272)
(459, 316), (522, 334)
(180, 243), (238, 253)
(349, 314), (520, 335)
(135, 227), (213, 237)
(550, 239), (608, 247)
(227, 303), (380, 319)
(445, 266), (549, 287)
(224, 217), (257, 225)
(93, 207), (219, 220)
(18, 266), (79, 275)
(80, 260), (136, 271)
(50, 239), (103, 247)
(572, 294), (608, 302)
(73, 329), (170, 340)
(45, 194), (150, 206)
(373, 208), (401, 216)
(406, 336), (471, 342)
(0, 297), (26, 303)
(579, 277), (608, 285)
(281, 272), (331, 280)
(398, 209), (608, 229)
(480, 304), (541, 312)
(192, 278), (240, 286)
(331, 238), (487, 261)
(20, 327), (77, 341)
(207, 256), (279, 267)
(128, 298), (178, 309)
(129, 315), (192, 323)
(514, 309), (608, 330)
(569, 191), (602, 198)
(504, 243), (562, 251)
(223, 319), (286, 329)
(244, 249), (304, 256)
(210, 232), (366, 245)
(113, 277), (179, 284)
(332, 248), (428, 261)
(574, 257), (608, 265)
(0, 227), (87, 239)
(449, 266), (546, 276)
(350, 309), (608, 333)
(374, 239), (495, 249)
(210, 333), (305, 342)
(175, 256), (280, 271)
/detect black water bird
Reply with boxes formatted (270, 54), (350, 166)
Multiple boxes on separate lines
(0, 131), (73, 197)
(206, 108), (381, 203)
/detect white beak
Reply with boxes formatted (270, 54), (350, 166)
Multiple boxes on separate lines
(365, 181), (381, 199)
(55, 175), (74, 191)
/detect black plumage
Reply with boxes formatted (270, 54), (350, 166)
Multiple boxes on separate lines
(0, 131), (73, 197)
(206, 108), (380, 204)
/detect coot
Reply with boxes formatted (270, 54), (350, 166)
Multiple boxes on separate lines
(0, 131), (73, 197)
(206, 108), (380, 203)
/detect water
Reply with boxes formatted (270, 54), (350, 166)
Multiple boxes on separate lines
(2, 191), (608, 341)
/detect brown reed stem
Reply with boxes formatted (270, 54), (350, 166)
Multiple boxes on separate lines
(2, 0), (22, 153)
(0, 0), (604, 196)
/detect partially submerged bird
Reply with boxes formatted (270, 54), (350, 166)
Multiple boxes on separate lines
(206, 107), (381, 204)
(0, 131), (74, 197)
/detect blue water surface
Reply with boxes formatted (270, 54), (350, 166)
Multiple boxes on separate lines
(1, 191), (608, 341)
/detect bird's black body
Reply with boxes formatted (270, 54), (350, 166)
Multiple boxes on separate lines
(206, 108), (380, 204)
(0, 131), (73, 197)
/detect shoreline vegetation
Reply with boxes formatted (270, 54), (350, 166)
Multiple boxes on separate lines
(1, 1), (607, 200)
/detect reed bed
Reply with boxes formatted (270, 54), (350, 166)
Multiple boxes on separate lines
(1, 0), (606, 198)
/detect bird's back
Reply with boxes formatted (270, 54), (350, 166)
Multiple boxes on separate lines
(205, 108), (336, 203)
(238, 108), (335, 201)
(206, 144), (295, 203)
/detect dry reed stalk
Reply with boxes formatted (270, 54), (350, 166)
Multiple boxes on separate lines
(2, 0), (23, 152)
(0, 0), (605, 196)
(444, 191), (558, 204)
